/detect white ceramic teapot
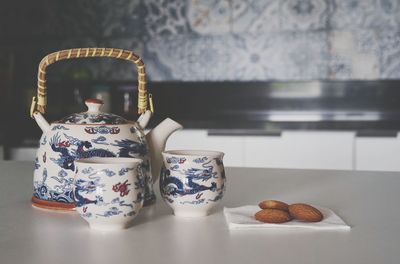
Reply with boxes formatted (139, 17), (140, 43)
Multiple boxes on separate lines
(30, 48), (182, 211)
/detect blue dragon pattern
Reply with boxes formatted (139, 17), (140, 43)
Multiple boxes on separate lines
(160, 156), (226, 205)
(50, 133), (115, 172)
(74, 175), (104, 207)
(112, 139), (148, 157)
(35, 125), (154, 206)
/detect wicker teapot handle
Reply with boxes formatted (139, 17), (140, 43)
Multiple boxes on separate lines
(30, 48), (149, 117)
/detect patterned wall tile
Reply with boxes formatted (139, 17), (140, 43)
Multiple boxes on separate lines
(187, 0), (231, 34)
(230, 32), (328, 80)
(280, 32), (329, 79)
(330, 0), (400, 30)
(280, 0), (329, 31)
(328, 30), (379, 79)
(328, 55), (352, 79)
(378, 31), (400, 79)
(101, 0), (142, 38)
(229, 33), (280, 80)
(102, 38), (144, 80)
(231, 0), (280, 34)
(145, 34), (234, 81)
(143, 0), (190, 38)
(8, 0), (400, 81)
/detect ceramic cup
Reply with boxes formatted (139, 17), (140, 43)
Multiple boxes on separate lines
(74, 157), (144, 230)
(160, 150), (226, 217)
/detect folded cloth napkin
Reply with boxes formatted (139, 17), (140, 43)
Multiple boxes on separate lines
(224, 205), (350, 231)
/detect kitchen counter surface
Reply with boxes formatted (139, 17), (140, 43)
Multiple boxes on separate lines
(1, 161), (399, 264)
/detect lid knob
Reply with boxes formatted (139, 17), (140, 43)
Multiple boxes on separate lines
(85, 98), (103, 113)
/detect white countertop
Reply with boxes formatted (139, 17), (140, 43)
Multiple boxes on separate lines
(1, 161), (399, 264)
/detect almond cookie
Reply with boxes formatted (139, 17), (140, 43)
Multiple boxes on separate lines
(288, 203), (323, 222)
(258, 200), (289, 211)
(254, 209), (292, 223)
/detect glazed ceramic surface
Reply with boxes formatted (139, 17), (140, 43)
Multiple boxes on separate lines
(74, 157), (144, 230)
(32, 99), (182, 211)
(33, 104), (153, 208)
(160, 150), (226, 217)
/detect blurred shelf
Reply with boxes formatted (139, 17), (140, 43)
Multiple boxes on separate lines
(4, 80), (400, 148)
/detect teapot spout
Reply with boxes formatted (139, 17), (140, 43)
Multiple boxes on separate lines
(33, 111), (50, 133)
(146, 118), (182, 182)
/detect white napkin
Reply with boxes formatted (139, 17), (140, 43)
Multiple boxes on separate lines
(224, 205), (350, 231)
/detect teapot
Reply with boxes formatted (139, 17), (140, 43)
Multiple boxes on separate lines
(30, 48), (182, 211)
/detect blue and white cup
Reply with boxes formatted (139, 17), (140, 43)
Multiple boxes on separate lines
(74, 157), (144, 230)
(160, 150), (226, 217)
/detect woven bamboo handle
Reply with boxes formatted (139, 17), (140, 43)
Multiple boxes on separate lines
(30, 48), (148, 117)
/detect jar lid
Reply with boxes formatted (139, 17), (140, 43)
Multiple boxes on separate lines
(58, 99), (129, 124)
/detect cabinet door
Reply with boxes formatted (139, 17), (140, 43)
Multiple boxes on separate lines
(165, 130), (245, 167)
(9, 148), (37, 161)
(356, 137), (400, 171)
(244, 131), (355, 170)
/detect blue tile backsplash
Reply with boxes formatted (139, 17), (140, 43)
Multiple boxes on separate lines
(2, 0), (400, 81)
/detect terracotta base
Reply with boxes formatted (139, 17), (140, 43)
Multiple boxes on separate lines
(31, 196), (75, 212)
(32, 195), (156, 211)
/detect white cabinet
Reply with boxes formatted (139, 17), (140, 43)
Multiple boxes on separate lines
(165, 130), (245, 167)
(244, 131), (355, 170)
(167, 130), (355, 170)
(14, 129), (400, 171)
(9, 148), (37, 161)
(356, 135), (400, 171)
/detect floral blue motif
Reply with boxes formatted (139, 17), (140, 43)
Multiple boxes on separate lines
(82, 167), (94, 174)
(58, 170), (68, 177)
(111, 197), (134, 208)
(91, 136), (108, 145)
(166, 156), (186, 164)
(81, 212), (93, 218)
(126, 211), (136, 217)
(134, 169), (146, 192)
(102, 169), (116, 177)
(51, 125), (70, 131)
(40, 136), (47, 145)
(193, 157), (208, 163)
(33, 168), (75, 203)
(170, 164), (179, 170)
(208, 191), (224, 202)
(96, 207), (123, 217)
(118, 167), (134, 176)
(50, 168), (74, 198)
(84, 126), (120, 135)
(180, 199), (205, 205)
(34, 157), (40, 170)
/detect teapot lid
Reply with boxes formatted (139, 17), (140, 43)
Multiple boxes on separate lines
(57, 99), (130, 125)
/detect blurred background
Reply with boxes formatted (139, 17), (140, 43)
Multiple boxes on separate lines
(1, 0), (400, 171)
